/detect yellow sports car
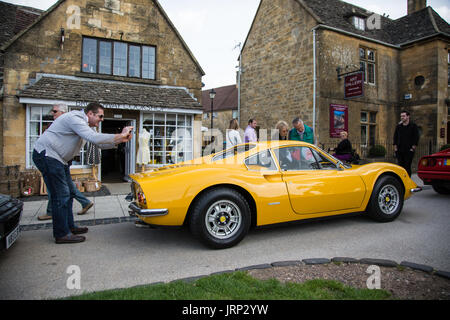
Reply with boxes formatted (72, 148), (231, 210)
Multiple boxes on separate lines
(128, 141), (421, 249)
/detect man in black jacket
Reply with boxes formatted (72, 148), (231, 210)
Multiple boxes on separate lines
(393, 110), (420, 177)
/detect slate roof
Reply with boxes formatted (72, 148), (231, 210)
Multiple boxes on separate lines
(0, 1), (42, 46)
(17, 76), (202, 110)
(300, 0), (449, 46)
(202, 85), (238, 112)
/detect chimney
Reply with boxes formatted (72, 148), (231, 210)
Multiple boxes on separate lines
(408, 0), (427, 15)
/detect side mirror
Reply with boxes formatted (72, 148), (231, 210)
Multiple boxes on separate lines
(336, 160), (345, 171)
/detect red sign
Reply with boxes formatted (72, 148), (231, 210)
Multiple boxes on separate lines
(344, 72), (364, 98)
(330, 104), (348, 138)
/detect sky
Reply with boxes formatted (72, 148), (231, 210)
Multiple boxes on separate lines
(3, 0), (450, 90)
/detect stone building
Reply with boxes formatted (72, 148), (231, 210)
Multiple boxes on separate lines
(202, 84), (239, 134)
(239, 0), (450, 159)
(0, 0), (204, 183)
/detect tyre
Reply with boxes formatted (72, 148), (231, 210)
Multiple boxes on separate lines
(366, 176), (404, 222)
(431, 184), (450, 195)
(190, 188), (251, 249)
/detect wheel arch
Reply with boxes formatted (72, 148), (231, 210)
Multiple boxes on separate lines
(373, 171), (406, 196)
(183, 184), (257, 228)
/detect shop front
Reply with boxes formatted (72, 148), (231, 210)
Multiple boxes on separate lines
(18, 74), (203, 183)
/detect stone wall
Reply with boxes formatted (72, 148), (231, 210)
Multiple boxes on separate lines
(202, 109), (235, 136)
(1, 0), (203, 167)
(239, 0), (448, 148)
(316, 29), (400, 145)
(398, 39), (449, 145)
(240, 0), (317, 133)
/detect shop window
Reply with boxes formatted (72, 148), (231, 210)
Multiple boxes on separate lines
(27, 106), (88, 168)
(82, 37), (156, 80)
(361, 111), (377, 146)
(113, 42), (128, 76)
(99, 41), (112, 74)
(142, 113), (193, 166)
(359, 47), (376, 85)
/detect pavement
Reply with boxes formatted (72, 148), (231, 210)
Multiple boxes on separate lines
(20, 183), (134, 231)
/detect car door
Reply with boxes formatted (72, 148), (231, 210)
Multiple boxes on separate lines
(275, 146), (366, 215)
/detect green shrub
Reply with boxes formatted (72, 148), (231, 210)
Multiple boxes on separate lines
(368, 144), (386, 157)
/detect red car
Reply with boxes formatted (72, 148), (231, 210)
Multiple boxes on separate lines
(418, 148), (450, 194)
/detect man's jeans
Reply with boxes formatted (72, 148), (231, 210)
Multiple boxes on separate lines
(47, 184), (91, 215)
(33, 149), (76, 238)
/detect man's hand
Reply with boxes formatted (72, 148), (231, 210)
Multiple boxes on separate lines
(114, 126), (134, 144)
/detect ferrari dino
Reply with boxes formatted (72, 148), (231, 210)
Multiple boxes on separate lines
(128, 141), (421, 249)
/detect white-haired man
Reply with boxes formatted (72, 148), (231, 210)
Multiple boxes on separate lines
(37, 104), (94, 221)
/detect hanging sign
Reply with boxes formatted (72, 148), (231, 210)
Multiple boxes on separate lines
(344, 72), (364, 99)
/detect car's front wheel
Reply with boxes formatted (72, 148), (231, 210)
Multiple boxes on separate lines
(190, 188), (251, 249)
(366, 176), (404, 222)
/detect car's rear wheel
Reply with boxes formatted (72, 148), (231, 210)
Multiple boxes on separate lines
(366, 176), (404, 222)
(432, 184), (450, 195)
(190, 188), (251, 249)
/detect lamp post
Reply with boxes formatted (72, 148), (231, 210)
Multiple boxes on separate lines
(209, 88), (216, 130)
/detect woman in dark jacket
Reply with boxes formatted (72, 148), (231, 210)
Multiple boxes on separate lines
(332, 131), (353, 162)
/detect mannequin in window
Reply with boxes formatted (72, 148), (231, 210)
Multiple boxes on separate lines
(136, 128), (151, 171)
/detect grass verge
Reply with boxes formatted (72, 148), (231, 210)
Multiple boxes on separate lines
(66, 271), (391, 300)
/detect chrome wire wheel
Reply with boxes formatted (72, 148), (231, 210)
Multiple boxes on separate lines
(377, 184), (400, 215)
(205, 200), (242, 240)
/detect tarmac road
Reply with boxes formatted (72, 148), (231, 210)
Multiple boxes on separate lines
(0, 185), (449, 300)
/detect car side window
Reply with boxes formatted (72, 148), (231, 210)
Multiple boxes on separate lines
(311, 149), (337, 170)
(275, 146), (319, 171)
(245, 150), (277, 171)
(212, 143), (257, 161)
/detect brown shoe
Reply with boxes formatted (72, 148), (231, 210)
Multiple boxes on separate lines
(77, 202), (93, 215)
(38, 214), (52, 221)
(55, 234), (86, 244)
(71, 227), (88, 235)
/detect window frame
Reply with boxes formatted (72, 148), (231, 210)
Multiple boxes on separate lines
(26, 105), (90, 169)
(360, 111), (377, 147)
(359, 47), (376, 85)
(142, 113), (194, 166)
(81, 36), (157, 80)
(353, 16), (366, 31)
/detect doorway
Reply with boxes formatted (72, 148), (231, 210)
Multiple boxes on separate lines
(100, 119), (136, 183)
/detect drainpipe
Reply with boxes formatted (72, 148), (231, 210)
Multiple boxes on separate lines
(237, 44), (242, 124)
(312, 26), (319, 144)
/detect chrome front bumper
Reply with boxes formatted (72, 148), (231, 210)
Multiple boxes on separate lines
(128, 202), (168, 217)
(410, 187), (423, 193)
